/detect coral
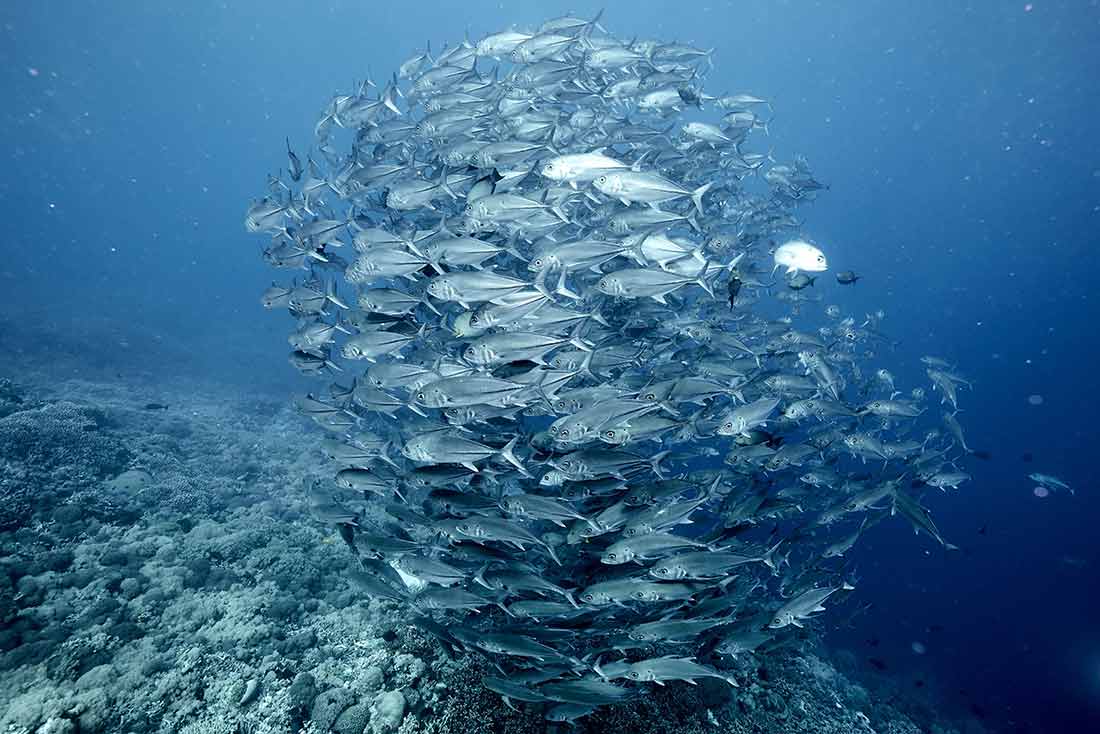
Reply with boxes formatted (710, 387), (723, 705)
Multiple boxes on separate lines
(0, 400), (133, 530)
(312, 687), (356, 731)
(0, 377), (971, 734)
(334, 703), (372, 734)
(0, 377), (27, 418)
(369, 691), (405, 734)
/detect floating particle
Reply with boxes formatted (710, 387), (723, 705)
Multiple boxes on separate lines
(1033, 486), (1050, 498)
(911, 641), (927, 655)
(27, 67), (39, 77)
(1027, 394), (1043, 405)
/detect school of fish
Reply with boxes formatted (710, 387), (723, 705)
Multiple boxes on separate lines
(244, 12), (981, 722)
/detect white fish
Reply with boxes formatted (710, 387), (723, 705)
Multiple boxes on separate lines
(773, 240), (828, 275)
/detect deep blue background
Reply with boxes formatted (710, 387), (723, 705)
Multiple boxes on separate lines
(1, 2), (1097, 731)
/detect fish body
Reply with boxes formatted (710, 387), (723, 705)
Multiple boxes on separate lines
(773, 240), (828, 275)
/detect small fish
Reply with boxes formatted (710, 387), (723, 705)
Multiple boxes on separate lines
(286, 138), (304, 182)
(835, 270), (861, 284)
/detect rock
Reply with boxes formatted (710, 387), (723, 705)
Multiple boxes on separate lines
(370, 690), (406, 734)
(238, 678), (260, 707)
(311, 687), (355, 732)
(361, 666), (384, 693)
(288, 672), (317, 711)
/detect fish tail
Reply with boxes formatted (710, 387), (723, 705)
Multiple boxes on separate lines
(498, 436), (530, 477)
(691, 181), (713, 217)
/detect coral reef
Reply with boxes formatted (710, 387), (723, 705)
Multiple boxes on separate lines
(0, 376), (973, 734)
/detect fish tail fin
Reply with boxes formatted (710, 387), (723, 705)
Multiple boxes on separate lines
(649, 449), (671, 479)
(421, 295), (442, 316)
(583, 8), (605, 38)
(691, 181), (713, 217)
(325, 280), (349, 309)
(503, 232), (527, 262)
(761, 539), (784, 571)
(581, 350), (599, 382)
(498, 436), (530, 477)
(555, 269), (583, 300)
(694, 261), (715, 298)
(383, 75), (402, 115)
(544, 542), (563, 566)
(438, 165), (458, 200)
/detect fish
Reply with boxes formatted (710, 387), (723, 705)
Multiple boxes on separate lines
(773, 240), (828, 275)
(625, 656), (738, 686)
(246, 12), (989, 722)
(768, 582), (856, 628)
(1029, 472), (1074, 495)
(286, 138), (304, 182)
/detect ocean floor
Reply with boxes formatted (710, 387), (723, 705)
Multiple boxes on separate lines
(0, 373), (981, 734)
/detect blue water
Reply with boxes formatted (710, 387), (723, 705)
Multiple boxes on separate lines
(2, 2), (1097, 731)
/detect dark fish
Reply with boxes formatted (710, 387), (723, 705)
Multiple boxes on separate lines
(143, 402), (170, 410)
(727, 274), (742, 308)
(287, 138), (304, 182)
(835, 270), (861, 284)
(867, 657), (887, 671)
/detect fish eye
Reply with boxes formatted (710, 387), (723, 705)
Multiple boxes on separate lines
(597, 176), (607, 184)
(607, 553), (616, 560)
(582, 593), (593, 602)
(416, 392), (425, 400)
(605, 430), (615, 438)
(629, 671), (640, 679)
(724, 422), (734, 430)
